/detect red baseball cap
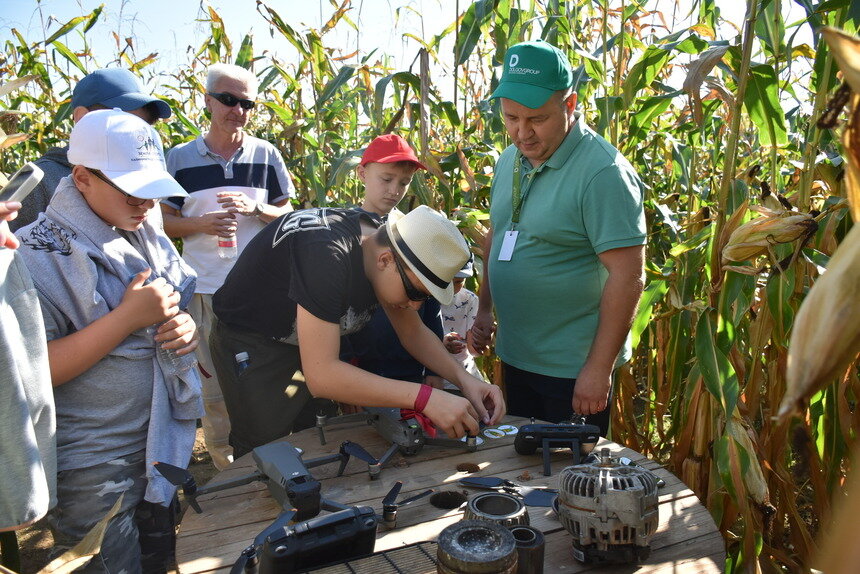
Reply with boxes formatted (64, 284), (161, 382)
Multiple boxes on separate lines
(360, 134), (426, 169)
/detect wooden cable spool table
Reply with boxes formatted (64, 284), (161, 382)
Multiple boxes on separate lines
(176, 415), (724, 573)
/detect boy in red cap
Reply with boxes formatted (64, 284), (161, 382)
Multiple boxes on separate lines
(355, 133), (427, 216)
(344, 135), (447, 422)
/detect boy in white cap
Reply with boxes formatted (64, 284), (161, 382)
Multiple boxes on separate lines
(211, 204), (506, 458)
(15, 109), (202, 574)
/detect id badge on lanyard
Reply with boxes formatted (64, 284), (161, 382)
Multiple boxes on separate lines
(500, 152), (528, 262)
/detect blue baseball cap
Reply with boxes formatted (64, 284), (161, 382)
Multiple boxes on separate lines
(71, 69), (171, 119)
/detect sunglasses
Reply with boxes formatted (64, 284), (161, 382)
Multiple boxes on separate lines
(88, 169), (150, 207)
(393, 253), (430, 302)
(207, 92), (256, 110)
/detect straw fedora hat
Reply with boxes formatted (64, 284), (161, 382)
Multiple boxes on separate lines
(385, 205), (469, 305)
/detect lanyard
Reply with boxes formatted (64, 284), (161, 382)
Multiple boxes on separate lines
(511, 151), (538, 226)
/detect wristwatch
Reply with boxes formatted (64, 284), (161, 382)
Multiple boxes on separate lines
(251, 202), (263, 217)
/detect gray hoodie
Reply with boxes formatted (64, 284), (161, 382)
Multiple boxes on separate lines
(15, 177), (203, 505)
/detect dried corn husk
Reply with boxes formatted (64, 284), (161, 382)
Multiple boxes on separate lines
(821, 27), (860, 223)
(778, 223), (860, 419)
(721, 209), (817, 263)
(726, 415), (769, 505)
(822, 27), (860, 94)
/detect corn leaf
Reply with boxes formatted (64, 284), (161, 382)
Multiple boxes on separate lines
(631, 279), (668, 350)
(622, 45), (673, 108)
(44, 16), (87, 45)
(695, 310), (739, 417)
(235, 34), (254, 69)
(743, 64), (788, 147)
(455, 0), (497, 66)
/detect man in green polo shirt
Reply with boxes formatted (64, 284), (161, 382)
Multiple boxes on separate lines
(471, 40), (646, 435)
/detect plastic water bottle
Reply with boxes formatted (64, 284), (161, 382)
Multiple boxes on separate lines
(217, 232), (237, 259)
(235, 351), (250, 375)
(150, 326), (192, 375)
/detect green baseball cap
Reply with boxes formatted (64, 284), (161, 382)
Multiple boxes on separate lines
(490, 40), (573, 109)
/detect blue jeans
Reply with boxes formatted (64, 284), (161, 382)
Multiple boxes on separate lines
(46, 450), (177, 574)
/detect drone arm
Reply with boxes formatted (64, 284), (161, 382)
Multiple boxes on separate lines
(320, 498), (351, 513)
(304, 452), (345, 470)
(196, 471), (266, 497)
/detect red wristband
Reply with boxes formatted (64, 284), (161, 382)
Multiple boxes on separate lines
(413, 384), (433, 413)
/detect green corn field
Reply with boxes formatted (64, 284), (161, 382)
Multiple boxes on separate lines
(2, 1), (860, 572)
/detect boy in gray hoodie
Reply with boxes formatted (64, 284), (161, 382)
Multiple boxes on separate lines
(15, 109), (202, 574)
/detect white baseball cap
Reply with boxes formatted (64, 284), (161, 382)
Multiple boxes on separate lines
(386, 205), (470, 305)
(68, 109), (187, 200)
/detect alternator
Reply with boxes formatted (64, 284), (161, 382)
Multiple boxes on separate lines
(556, 448), (659, 564)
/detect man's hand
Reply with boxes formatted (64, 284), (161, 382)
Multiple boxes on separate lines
(1, 201), (21, 249)
(154, 311), (199, 356)
(198, 210), (238, 237)
(217, 191), (258, 216)
(460, 375), (506, 425)
(571, 362), (612, 416)
(469, 310), (496, 355)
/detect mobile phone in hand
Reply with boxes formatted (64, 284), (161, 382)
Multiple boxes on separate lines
(0, 162), (44, 204)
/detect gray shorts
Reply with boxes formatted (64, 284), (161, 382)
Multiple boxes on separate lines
(47, 449), (178, 574)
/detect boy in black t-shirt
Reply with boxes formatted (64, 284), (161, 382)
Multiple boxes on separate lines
(211, 204), (506, 458)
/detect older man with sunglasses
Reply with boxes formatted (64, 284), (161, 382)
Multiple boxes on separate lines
(161, 63), (296, 470)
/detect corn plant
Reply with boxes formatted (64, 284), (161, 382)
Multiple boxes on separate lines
(3, 1), (860, 571)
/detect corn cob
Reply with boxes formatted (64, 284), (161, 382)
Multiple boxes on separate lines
(721, 211), (817, 263)
(778, 222), (860, 419)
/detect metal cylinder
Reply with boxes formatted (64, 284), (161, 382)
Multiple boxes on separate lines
(437, 520), (518, 574)
(464, 492), (529, 527)
(508, 525), (544, 574)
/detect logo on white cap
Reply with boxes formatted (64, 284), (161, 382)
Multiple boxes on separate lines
(134, 130), (161, 162)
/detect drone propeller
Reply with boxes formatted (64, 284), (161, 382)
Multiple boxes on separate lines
(339, 441), (382, 479)
(382, 481), (403, 507)
(153, 462), (202, 513)
(381, 481), (434, 528)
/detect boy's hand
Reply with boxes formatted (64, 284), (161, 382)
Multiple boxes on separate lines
(422, 390), (481, 439)
(121, 270), (181, 331)
(154, 311), (199, 356)
(1, 201), (21, 249)
(443, 332), (466, 354)
(460, 375), (506, 426)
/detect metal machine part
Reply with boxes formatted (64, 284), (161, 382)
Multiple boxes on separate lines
(508, 525), (545, 574)
(464, 492), (530, 527)
(437, 520), (518, 574)
(556, 448), (659, 564)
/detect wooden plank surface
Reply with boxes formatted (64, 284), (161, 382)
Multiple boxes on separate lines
(176, 416), (725, 573)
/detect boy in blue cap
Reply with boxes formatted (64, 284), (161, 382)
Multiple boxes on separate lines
(11, 68), (171, 231)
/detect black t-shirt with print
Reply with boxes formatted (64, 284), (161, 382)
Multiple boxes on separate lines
(213, 207), (379, 343)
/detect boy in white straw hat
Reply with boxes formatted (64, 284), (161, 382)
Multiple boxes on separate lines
(15, 109), (202, 574)
(211, 204), (506, 457)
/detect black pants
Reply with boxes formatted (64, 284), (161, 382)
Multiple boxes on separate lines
(210, 319), (336, 459)
(503, 362), (613, 437)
